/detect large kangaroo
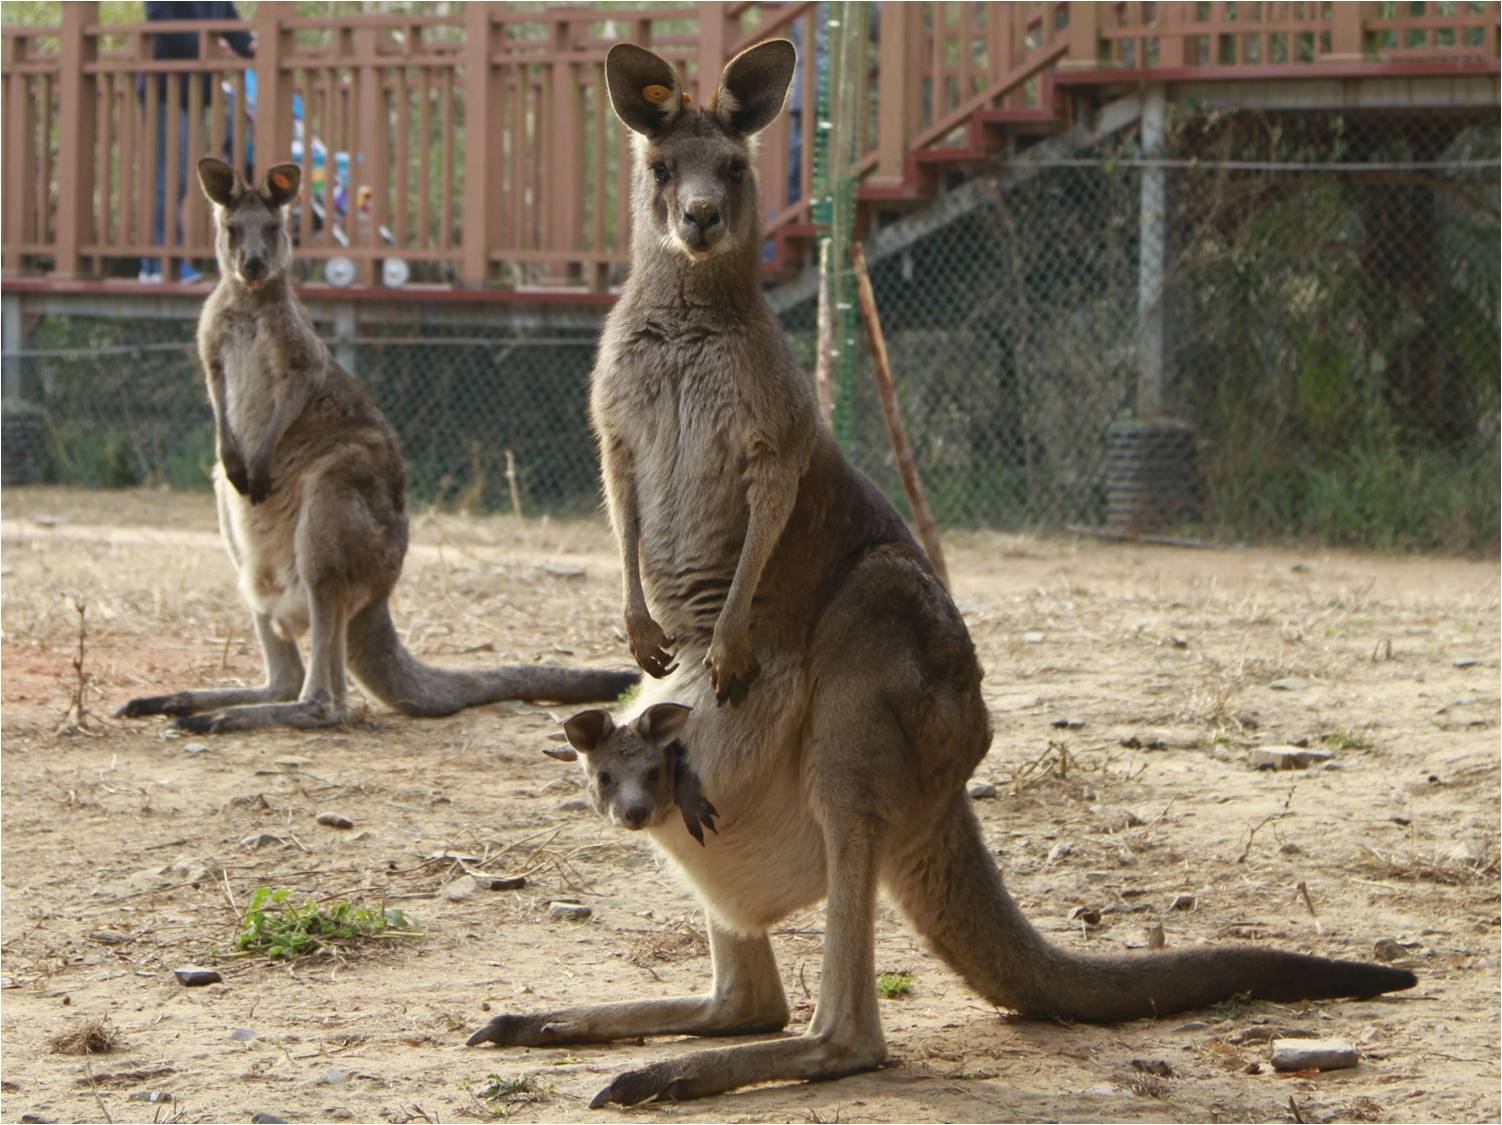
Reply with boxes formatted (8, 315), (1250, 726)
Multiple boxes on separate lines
(467, 42), (1414, 1105)
(117, 159), (637, 733)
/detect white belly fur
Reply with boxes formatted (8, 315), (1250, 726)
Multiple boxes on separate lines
(214, 469), (308, 638)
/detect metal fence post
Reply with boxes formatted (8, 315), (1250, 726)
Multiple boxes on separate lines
(51, 2), (99, 280)
(1137, 83), (1167, 419)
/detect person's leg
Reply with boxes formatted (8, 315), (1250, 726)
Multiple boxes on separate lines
(173, 108), (202, 282)
(142, 99), (167, 279)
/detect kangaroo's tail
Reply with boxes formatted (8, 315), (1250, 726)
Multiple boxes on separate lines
(347, 601), (639, 717)
(883, 794), (1415, 1022)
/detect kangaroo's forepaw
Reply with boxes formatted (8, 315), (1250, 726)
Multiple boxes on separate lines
(466, 1013), (586, 1048)
(705, 640), (760, 707)
(626, 613), (677, 679)
(247, 473), (272, 505)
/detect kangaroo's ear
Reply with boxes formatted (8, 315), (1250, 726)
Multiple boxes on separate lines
(562, 709), (615, 755)
(260, 163), (301, 209)
(635, 702), (692, 743)
(198, 158), (242, 207)
(714, 39), (796, 136)
(543, 745), (579, 763)
(605, 43), (683, 136)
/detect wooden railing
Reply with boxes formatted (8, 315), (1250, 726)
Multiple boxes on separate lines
(4, 1), (1497, 292)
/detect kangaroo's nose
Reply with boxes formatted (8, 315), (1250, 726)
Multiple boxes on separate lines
(621, 803), (651, 830)
(241, 256), (267, 280)
(683, 200), (721, 229)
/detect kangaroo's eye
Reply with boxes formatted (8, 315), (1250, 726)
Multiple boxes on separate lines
(727, 161), (747, 184)
(264, 223), (280, 238)
(597, 772), (613, 787)
(227, 226), (243, 248)
(646, 768), (661, 783)
(651, 162), (670, 186)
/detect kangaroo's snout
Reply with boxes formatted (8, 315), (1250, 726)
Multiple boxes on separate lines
(619, 801), (653, 830)
(240, 256), (268, 284)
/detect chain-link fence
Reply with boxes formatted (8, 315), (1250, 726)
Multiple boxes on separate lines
(3, 106), (1498, 552)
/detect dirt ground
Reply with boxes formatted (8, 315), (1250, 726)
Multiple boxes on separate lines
(1, 486), (1497, 1125)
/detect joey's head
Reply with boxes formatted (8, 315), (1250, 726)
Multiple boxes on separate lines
(545, 703), (692, 831)
(605, 40), (795, 264)
(197, 158), (300, 292)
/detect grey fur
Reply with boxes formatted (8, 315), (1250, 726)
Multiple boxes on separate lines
(467, 43), (1414, 1105)
(116, 159), (637, 733)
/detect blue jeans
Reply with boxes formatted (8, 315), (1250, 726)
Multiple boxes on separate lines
(144, 102), (191, 275)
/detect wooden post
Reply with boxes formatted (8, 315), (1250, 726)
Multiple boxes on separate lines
(1062, 0), (1101, 69)
(461, 1), (499, 288)
(852, 243), (950, 591)
(544, 15), (583, 285)
(253, 3), (288, 180)
(872, 2), (924, 186)
(4, 35), (33, 275)
(814, 239), (834, 428)
(52, 2), (99, 279)
(696, 1), (731, 102)
(1328, 0), (1364, 61)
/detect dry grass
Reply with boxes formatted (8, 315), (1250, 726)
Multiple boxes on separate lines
(48, 1016), (121, 1056)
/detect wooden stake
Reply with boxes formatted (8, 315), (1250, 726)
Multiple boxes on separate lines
(504, 449), (523, 521)
(851, 242), (950, 591)
(813, 239), (835, 429)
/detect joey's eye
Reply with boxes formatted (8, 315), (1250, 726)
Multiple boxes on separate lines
(651, 162), (670, 186)
(727, 161), (747, 184)
(646, 767), (661, 783)
(597, 771), (613, 787)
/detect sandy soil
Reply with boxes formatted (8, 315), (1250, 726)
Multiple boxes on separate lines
(2, 487), (1497, 1124)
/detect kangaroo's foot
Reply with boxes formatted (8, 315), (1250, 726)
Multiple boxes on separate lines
(171, 698), (346, 734)
(466, 995), (787, 1050)
(588, 1028), (886, 1107)
(117, 684), (299, 719)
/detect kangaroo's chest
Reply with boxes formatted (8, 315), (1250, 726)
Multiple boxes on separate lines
(214, 319), (281, 443)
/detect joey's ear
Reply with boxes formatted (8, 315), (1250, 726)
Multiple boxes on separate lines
(261, 163), (301, 209)
(714, 39), (796, 136)
(198, 158), (242, 207)
(562, 709), (615, 754)
(543, 745), (579, 763)
(605, 43), (683, 136)
(635, 702), (692, 743)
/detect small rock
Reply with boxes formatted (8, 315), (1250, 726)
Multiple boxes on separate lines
(543, 562), (586, 579)
(230, 1027), (256, 1041)
(1130, 1058), (1173, 1077)
(1086, 870), (1111, 882)
(1172, 1021), (1208, 1033)
(1145, 923), (1165, 949)
(1235, 711), (1261, 729)
(1047, 842), (1074, 862)
(1359, 1027), (1385, 1044)
(475, 875), (527, 891)
(87, 929), (132, 945)
(549, 902), (592, 922)
(127, 1092), (172, 1104)
(968, 782), (998, 800)
(318, 1067), (346, 1085)
(31, 514), (61, 528)
(273, 755), (311, 768)
(443, 877), (480, 902)
(1249, 745), (1333, 771)
(1243, 1061), (1261, 1074)
(1022, 631), (1046, 645)
(1453, 657), (1479, 668)
(183, 742), (212, 754)
(1280, 842), (1304, 855)
(1051, 718), (1085, 730)
(428, 850), (482, 864)
(240, 833), (285, 849)
(558, 798), (590, 813)
(1069, 905), (1101, 926)
(250, 1114), (289, 1124)
(327, 1107), (355, 1120)
(1372, 938), (1409, 962)
(173, 965), (222, 987)
(1168, 893), (1196, 912)
(315, 811), (353, 830)
(1270, 677), (1310, 692)
(20, 1115), (59, 1124)
(1271, 1038), (1358, 1072)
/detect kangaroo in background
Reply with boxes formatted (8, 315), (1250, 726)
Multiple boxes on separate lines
(116, 159), (637, 733)
(466, 42), (1414, 1105)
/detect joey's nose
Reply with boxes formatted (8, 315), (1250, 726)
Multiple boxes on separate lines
(682, 200), (721, 230)
(621, 803), (651, 830)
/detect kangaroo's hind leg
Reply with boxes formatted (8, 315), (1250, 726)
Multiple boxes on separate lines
(116, 610), (305, 719)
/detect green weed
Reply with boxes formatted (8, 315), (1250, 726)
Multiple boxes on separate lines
(235, 886), (420, 959)
(877, 971), (914, 999)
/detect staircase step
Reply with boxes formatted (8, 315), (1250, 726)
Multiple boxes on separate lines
(912, 145), (994, 166)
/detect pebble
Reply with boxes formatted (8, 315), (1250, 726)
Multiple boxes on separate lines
(1047, 842), (1074, 862)
(250, 1115), (289, 1124)
(1130, 1058), (1173, 1077)
(1280, 842), (1304, 855)
(240, 833), (285, 849)
(127, 1092), (172, 1104)
(1022, 631), (1046, 645)
(968, 782), (997, 800)
(1453, 657), (1479, 668)
(1249, 745), (1334, 771)
(1271, 1038), (1358, 1072)
(1068, 905), (1101, 926)
(230, 1027), (256, 1041)
(1051, 718), (1085, 730)
(1269, 677), (1310, 692)
(549, 902), (592, 922)
(1145, 923), (1165, 949)
(475, 875), (527, 891)
(183, 742), (212, 754)
(544, 562), (587, 579)
(273, 755), (311, 768)
(318, 1067), (347, 1085)
(20, 1115), (59, 1124)
(443, 877), (480, 902)
(558, 798), (590, 813)
(173, 965), (222, 987)
(1172, 1021), (1208, 1033)
(326, 1108), (355, 1121)
(1168, 893), (1196, 911)
(87, 929), (132, 945)
(1085, 870), (1110, 882)
(316, 811), (353, 830)
(1243, 1061), (1261, 1074)
(1373, 937), (1407, 962)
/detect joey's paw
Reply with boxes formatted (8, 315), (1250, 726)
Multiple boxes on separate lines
(222, 456), (251, 497)
(626, 613), (677, 679)
(705, 634), (760, 707)
(466, 1013), (586, 1048)
(246, 472), (272, 505)
(590, 1061), (696, 1109)
(679, 791), (719, 847)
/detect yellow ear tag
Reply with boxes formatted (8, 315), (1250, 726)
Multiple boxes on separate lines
(270, 170), (292, 191)
(681, 92), (692, 104)
(642, 84), (672, 105)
